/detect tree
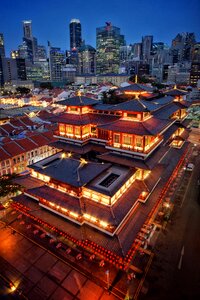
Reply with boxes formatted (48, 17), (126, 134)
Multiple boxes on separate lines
(0, 174), (22, 198)
(16, 86), (30, 95)
(40, 82), (53, 90)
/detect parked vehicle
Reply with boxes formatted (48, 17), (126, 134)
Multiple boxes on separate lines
(185, 163), (194, 172)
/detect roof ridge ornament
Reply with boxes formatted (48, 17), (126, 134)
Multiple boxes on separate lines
(76, 90), (83, 103)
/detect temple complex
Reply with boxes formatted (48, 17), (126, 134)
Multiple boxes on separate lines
(14, 86), (191, 256)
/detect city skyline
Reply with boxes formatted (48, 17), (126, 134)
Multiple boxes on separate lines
(0, 0), (200, 55)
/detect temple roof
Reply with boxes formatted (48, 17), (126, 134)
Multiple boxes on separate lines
(58, 96), (98, 107)
(50, 140), (107, 155)
(118, 83), (154, 93)
(52, 113), (119, 125)
(29, 156), (111, 187)
(97, 145), (169, 170)
(153, 102), (182, 119)
(152, 96), (174, 106)
(164, 88), (187, 96)
(110, 99), (158, 112)
(98, 117), (173, 136)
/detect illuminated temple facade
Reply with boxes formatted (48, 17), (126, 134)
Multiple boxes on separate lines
(18, 86), (190, 254)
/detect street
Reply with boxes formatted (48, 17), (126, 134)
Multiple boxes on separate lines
(140, 147), (200, 300)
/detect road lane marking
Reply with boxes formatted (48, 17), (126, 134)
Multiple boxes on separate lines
(178, 246), (184, 270)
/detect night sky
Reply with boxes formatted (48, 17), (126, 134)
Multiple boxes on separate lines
(0, 0), (200, 55)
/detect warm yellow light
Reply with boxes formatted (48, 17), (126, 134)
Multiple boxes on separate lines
(10, 285), (16, 292)
(77, 90), (82, 96)
(67, 152), (72, 158)
(61, 207), (67, 212)
(69, 211), (78, 218)
(61, 153), (66, 158)
(80, 158), (87, 165)
(99, 221), (108, 228)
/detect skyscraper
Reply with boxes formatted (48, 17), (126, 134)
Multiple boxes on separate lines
(69, 19), (82, 50)
(171, 32), (196, 63)
(20, 20), (38, 63)
(23, 20), (32, 39)
(190, 43), (200, 86)
(78, 45), (96, 74)
(142, 35), (153, 63)
(96, 22), (125, 74)
(49, 47), (65, 81)
(0, 33), (5, 87)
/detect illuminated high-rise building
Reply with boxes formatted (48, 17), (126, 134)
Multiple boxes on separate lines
(49, 47), (65, 81)
(23, 20), (32, 39)
(190, 43), (200, 86)
(142, 35), (153, 63)
(69, 19), (82, 50)
(0, 33), (5, 87)
(78, 45), (96, 74)
(96, 22), (125, 74)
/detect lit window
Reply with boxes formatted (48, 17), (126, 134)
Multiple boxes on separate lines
(123, 135), (132, 145)
(114, 133), (120, 143)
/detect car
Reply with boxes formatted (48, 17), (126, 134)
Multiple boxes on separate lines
(185, 163), (194, 172)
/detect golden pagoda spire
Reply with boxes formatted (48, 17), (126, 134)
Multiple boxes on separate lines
(77, 90), (82, 96)
(174, 84), (177, 89)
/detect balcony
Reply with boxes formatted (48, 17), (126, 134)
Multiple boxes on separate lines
(54, 131), (98, 142)
(106, 137), (163, 157)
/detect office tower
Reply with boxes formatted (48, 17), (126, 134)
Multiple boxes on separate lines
(20, 20), (38, 63)
(190, 43), (200, 86)
(0, 33), (5, 87)
(23, 20), (32, 39)
(37, 45), (47, 60)
(78, 45), (96, 74)
(171, 33), (196, 63)
(142, 35), (153, 63)
(96, 22), (125, 74)
(49, 47), (65, 81)
(69, 19), (82, 50)
(2, 57), (27, 82)
(0, 33), (5, 57)
(119, 45), (134, 74)
(132, 43), (142, 60)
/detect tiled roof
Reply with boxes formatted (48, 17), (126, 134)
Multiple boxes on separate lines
(52, 113), (119, 126)
(41, 130), (55, 141)
(98, 117), (172, 135)
(58, 96), (98, 107)
(153, 102), (182, 119)
(98, 145), (169, 170)
(2, 141), (25, 156)
(50, 141), (106, 155)
(30, 157), (111, 187)
(27, 186), (81, 214)
(19, 116), (36, 126)
(0, 123), (15, 134)
(152, 96), (174, 106)
(110, 99), (158, 112)
(16, 137), (38, 151)
(118, 83), (154, 92)
(29, 134), (49, 147)
(164, 88), (187, 96)
(173, 100), (191, 108)
(9, 118), (27, 129)
(93, 103), (115, 111)
(0, 147), (11, 161)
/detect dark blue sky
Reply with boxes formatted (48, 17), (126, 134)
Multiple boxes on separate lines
(0, 0), (200, 55)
